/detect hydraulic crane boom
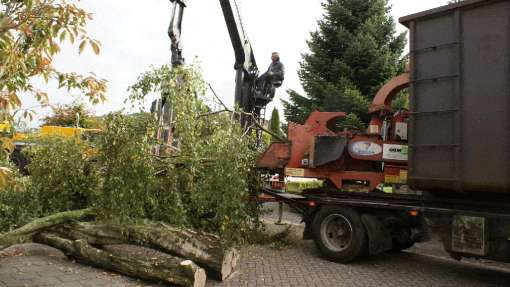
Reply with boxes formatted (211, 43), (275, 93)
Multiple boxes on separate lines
(168, 0), (187, 67)
(164, 0), (278, 130)
(150, 0), (188, 155)
(218, 0), (259, 119)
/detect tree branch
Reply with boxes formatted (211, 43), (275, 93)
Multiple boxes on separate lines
(205, 83), (287, 142)
(0, 208), (95, 250)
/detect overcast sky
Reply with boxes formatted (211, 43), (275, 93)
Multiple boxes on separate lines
(21, 0), (449, 126)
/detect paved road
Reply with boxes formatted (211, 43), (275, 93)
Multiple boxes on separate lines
(1, 203), (510, 287)
(1, 241), (510, 287)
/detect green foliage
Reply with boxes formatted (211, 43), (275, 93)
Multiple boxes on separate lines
(0, 159), (35, 232)
(341, 113), (366, 131)
(0, 65), (262, 245)
(0, 0), (106, 177)
(93, 112), (186, 225)
(283, 89), (314, 124)
(283, 0), (406, 124)
(42, 102), (103, 129)
(0, 0), (107, 113)
(268, 108), (284, 142)
(191, 115), (260, 242)
(26, 137), (100, 215)
(392, 91), (409, 111)
(0, 186), (33, 232)
(262, 132), (271, 146)
(129, 65), (261, 244)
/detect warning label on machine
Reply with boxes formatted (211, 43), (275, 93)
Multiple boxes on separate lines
(383, 144), (408, 161)
(285, 168), (305, 177)
(384, 170), (408, 184)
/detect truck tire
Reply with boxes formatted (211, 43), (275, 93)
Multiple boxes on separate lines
(312, 206), (367, 263)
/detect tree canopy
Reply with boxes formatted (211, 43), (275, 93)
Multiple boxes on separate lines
(0, 0), (106, 183)
(283, 0), (407, 125)
(0, 0), (107, 121)
(1, 65), (263, 245)
(41, 102), (103, 129)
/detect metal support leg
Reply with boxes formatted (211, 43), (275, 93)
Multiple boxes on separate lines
(275, 201), (286, 225)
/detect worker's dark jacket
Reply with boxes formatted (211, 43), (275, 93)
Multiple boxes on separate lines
(267, 60), (285, 81)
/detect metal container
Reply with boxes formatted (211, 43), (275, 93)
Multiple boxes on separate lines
(400, 0), (510, 194)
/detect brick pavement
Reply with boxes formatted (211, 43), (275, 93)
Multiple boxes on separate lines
(0, 252), (159, 287)
(2, 241), (510, 287)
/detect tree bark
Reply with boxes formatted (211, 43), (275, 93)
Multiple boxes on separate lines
(1, 212), (238, 281)
(34, 232), (206, 287)
(0, 208), (94, 250)
(60, 221), (239, 280)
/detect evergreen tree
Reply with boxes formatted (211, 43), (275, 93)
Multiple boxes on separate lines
(268, 108), (284, 142)
(283, 0), (407, 125)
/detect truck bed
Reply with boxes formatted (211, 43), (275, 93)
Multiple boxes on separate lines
(262, 187), (510, 220)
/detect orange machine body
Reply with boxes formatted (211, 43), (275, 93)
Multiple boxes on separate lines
(258, 73), (410, 191)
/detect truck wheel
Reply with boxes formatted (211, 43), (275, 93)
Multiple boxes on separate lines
(312, 206), (367, 263)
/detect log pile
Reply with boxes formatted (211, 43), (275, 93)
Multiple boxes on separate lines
(0, 209), (239, 287)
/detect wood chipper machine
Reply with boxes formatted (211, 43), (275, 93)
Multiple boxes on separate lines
(258, 71), (411, 193)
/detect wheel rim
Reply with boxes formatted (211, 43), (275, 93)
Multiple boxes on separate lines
(320, 213), (353, 252)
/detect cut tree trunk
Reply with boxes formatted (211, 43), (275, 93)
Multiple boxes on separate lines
(34, 232), (206, 287)
(58, 221), (239, 280)
(0, 208), (94, 250)
(1, 211), (238, 281)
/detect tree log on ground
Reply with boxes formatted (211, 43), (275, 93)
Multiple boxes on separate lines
(0, 209), (94, 250)
(58, 221), (239, 280)
(34, 232), (206, 287)
(0, 210), (238, 282)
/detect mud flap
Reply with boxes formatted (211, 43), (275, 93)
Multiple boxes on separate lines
(303, 214), (314, 240)
(362, 214), (393, 255)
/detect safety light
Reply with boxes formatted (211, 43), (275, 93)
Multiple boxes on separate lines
(409, 210), (419, 217)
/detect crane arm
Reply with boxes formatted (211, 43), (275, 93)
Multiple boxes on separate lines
(168, 0), (187, 67)
(218, 0), (263, 124)
(164, 0), (277, 134)
(218, 0), (258, 74)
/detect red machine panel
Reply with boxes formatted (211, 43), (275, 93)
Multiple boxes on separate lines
(257, 73), (410, 192)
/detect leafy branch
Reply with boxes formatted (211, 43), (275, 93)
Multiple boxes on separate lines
(0, 0), (107, 114)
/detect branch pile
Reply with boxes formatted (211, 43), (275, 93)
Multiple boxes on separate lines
(0, 210), (239, 287)
(0, 65), (259, 286)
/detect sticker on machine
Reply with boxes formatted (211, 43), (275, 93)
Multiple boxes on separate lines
(285, 168), (305, 177)
(383, 144), (408, 161)
(349, 141), (383, 157)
